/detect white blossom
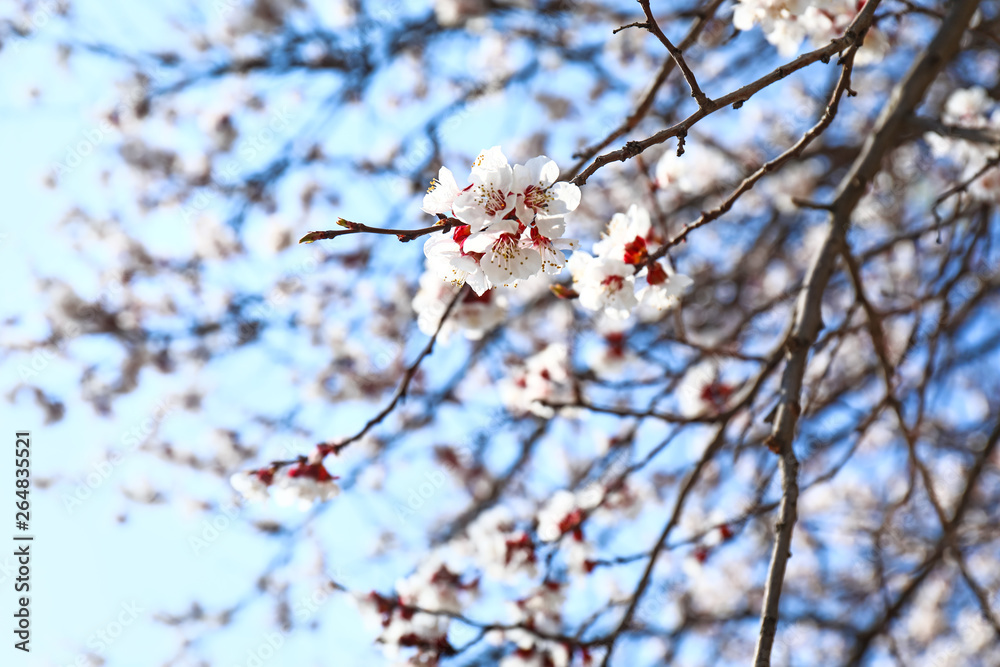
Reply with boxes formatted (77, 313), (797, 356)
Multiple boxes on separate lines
(567, 252), (638, 319)
(733, 0), (888, 63)
(511, 155), (581, 223)
(592, 204), (653, 260)
(500, 343), (575, 418)
(229, 470), (270, 503)
(536, 490), (580, 542)
(423, 231), (491, 294)
(464, 220), (543, 287)
(231, 462), (340, 511)
(524, 216), (579, 274)
(460, 506), (538, 581)
(420, 147), (581, 296)
(271, 466), (340, 511)
(413, 271), (507, 340)
(636, 270), (693, 312)
(421, 166), (462, 216)
(452, 146), (516, 232)
(498, 584), (568, 665)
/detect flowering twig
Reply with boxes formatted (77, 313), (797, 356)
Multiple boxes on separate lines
(315, 284), (468, 453)
(247, 284), (466, 479)
(299, 216), (464, 244)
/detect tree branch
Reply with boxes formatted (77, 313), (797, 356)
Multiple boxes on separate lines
(637, 0), (711, 110)
(646, 36), (861, 266)
(299, 217), (463, 244)
(752, 2), (983, 664)
(568, 0), (725, 176)
(570, 0), (882, 186)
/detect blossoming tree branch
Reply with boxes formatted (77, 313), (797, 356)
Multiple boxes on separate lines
(22, 0), (1000, 665)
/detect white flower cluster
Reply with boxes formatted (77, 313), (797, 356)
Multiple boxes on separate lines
(494, 583), (571, 667)
(458, 507), (538, 582)
(229, 462), (340, 511)
(499, 343), (575, 418)
(356, 478), (663, 663)
(655, 141), (737, 196)
(536, 490), (594, 576)
(412, 270), (508, 341)
(733, 0), (889, 64)
(418, 150), (694, 325)
(925, 87), (1000, 204)
(567, 205), (692, 319)
(422, 146), (581, 294)
(536, 490), (583, 542)
(357, 551), (477, 661)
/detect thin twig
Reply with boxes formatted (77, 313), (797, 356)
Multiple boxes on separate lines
(323, 284), (468, 449)
(637, 0), (711, 110)
(265, 285), (467, 472)
(299, 217), (463, 245)
(568, 0), (725, 176)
